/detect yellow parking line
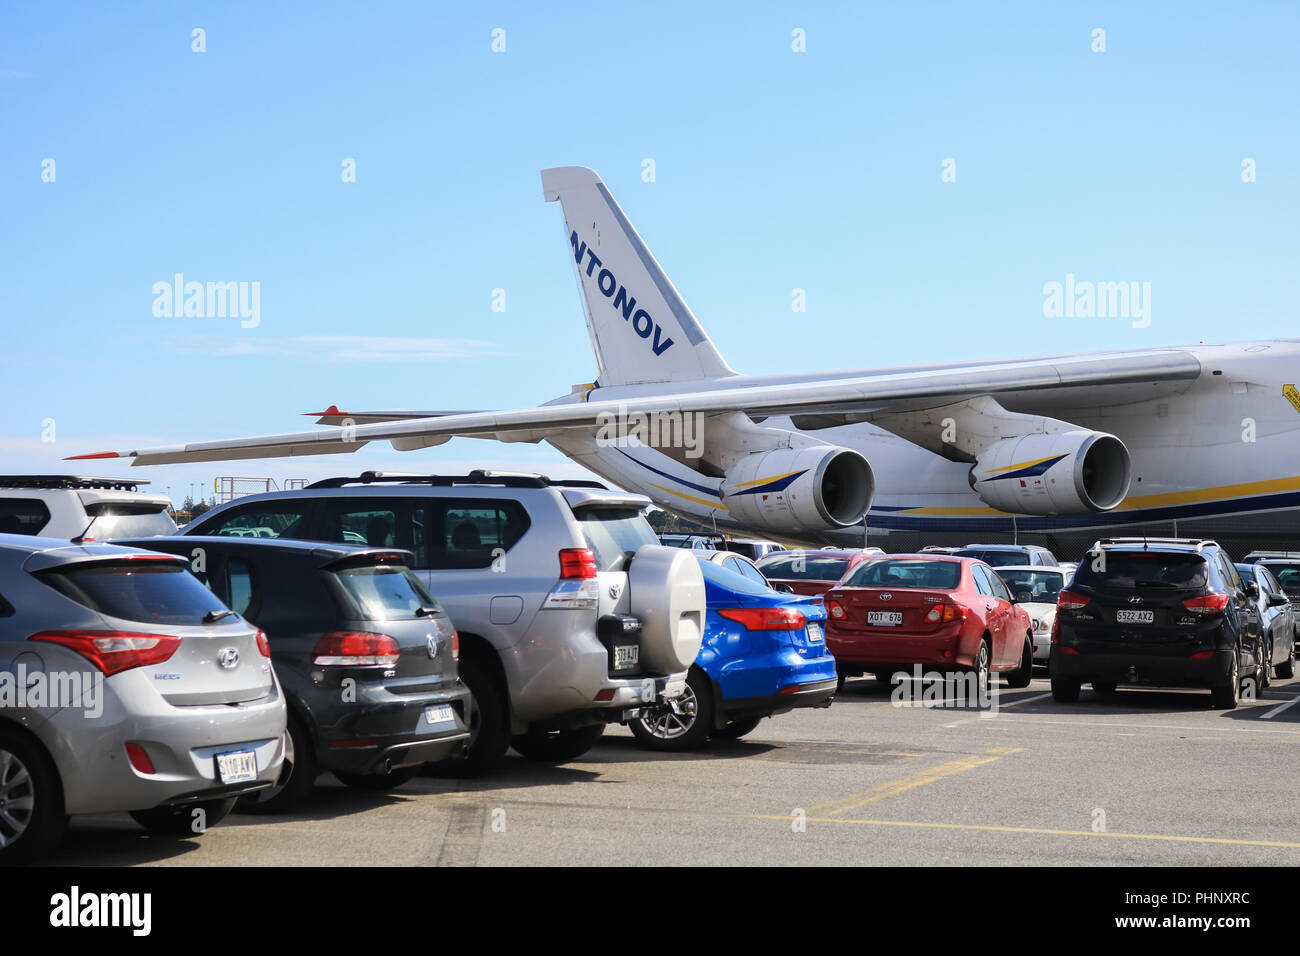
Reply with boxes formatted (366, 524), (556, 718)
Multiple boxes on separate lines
(752, 815), (1300, 850)
(806, 748), (1023, 818)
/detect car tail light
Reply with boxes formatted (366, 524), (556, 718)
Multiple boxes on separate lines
(28, 630), (181, 677)
(828, 600), (846, 620)
(125, 742), (156, 774)
(1058, 589), (1091, 610)
(559, 548), (598, 579)
(925, 602), (965, 623)
(255, 628), (271, 658)
(312, 631), (401, 667)
(1191, 650), (1216, 659)
(1182, 593), (1230, 616)
(718, 607), (807, 631)
(451, 630), (460, 662)
(1050, 616), (1060, 644)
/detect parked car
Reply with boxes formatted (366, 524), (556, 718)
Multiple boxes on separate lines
(119, 536), (472, 811)
(1235, 562), (1297, 685)
(720, 538), (786, 561)
(953, 544), (1059, 567)
(825, 555), (1034, 690)
(699, 548), (790, 591)
(1244, 552), (1300, 597)
(183, 470), (706, 774)
(659, 533), (721, 551)
(0, 475), (175, 540)
(992, 566), (1071, 668)
(755, 549), (879, 597)
(1051, 538), (1266, 708)
(629, 558), (836, 750)
(0, 534), (286, 864)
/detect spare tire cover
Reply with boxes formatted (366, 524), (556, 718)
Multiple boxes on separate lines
(627, 545), (706, 673)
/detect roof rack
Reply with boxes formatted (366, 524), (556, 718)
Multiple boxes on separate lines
(306, 469), (608, 491)
(0, 475), (150, 491)
(1091, 536), (1218, 552)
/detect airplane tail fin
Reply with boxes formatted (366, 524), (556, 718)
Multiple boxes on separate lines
(541, 166), (734, 387)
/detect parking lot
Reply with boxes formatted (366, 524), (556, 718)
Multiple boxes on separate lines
(46, 671), (1300, 868)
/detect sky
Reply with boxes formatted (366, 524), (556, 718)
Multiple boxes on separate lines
(1, 2), (1296, 506)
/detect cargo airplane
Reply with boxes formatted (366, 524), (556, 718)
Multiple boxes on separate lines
(73, 167), (1300, 555)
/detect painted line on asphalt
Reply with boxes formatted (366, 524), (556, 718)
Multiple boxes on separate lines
(751, 814), (1300, 850)
(1259, 693), (1300, 720)
(806, 747), (1023, 818)
(941, 691), (1053, 728)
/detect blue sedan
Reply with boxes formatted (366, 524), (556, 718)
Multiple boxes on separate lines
(629, 557), (838, 750)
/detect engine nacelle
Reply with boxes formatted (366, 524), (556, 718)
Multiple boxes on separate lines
(720, 447), (874, 533)
(971, 430), (1131, 515)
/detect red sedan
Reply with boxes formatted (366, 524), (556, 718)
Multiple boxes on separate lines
(755, 549), (882, 597)
(824, 555), (1034, 689)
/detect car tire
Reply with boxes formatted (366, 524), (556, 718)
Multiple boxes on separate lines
(970, 639), (992, 695)
(1277, 645), (1296, 680)
(235, 712), (317, 814)
(1210, 650), (1241, 710)
(511, 723), (605, 762)
(130, 796), (237, 836)
(712, 717), (762, 741)
(1005, 638), (1033, 688)
(334, 764), (421, 792)
(428, 655), (511, 777)
(628, 667), (714, 752)
(0, 728), (67, 865)
(1255, 642), (1271, 696)
(1051, 675), (1082, 703)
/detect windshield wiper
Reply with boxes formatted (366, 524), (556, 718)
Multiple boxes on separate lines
(203, 609), (235, 624)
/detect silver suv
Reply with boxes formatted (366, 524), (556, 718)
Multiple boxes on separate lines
(184, 471), (706, 773)
(0, 475), (175, 540)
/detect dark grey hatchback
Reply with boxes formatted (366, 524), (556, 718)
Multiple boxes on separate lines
(120, 536), (470, 811)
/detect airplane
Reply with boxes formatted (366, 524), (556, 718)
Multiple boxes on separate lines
(72, 166), (1300, 557)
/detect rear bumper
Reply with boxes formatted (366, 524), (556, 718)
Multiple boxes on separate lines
(827, 624), (971, 670)
(719, 677), (838, 721)
(1049, 646), (1235, 687)
(314, 681), (473, 774)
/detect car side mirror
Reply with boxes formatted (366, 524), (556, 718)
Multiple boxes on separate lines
(1268, 591), (1289, 607)
(775, 583), (794, 594)
(1244, 580), (1259, 599)
(1015, 591), (1033, 604)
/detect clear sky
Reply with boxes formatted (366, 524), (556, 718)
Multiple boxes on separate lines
(2, 2), (1296, 505)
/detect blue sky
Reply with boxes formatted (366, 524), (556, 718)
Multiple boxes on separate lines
(1, 2), (1296, 504)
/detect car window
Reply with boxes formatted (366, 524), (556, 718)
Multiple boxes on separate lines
(971, 565), (992, 596)
(38, 560), (231, 625)
(426, 498), (531, 571)
(723, 556), (745, 575)
(995, 569), (1064, 603)
(697, 556), (771, 595)
(226, 558), (255, 616)
(955, 549), (1030, 566)
(203, 502), (312, 540)
(757, 554), (850, 581)
(987, 570), (1013, 602)
(0, 498), (51, 535)
(1074, 553), (1209, 590)
(315, 499), (426, 567)
(332, 564), (440, 621)
(736, 559), (768, 586)
(843, 558), (961, 590)
(577, 508), (658, 571)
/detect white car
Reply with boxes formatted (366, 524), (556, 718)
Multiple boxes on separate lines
(0, 475), (175, 540)
(991, 565), (1071, 665)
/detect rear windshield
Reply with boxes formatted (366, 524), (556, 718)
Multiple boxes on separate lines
(996, 569), (1065, 603)
(90, 510), (177, 540)
(39, 560), (231, 625)
(333, 565), (441, 621)
(1073, 553), (1208, 590)
(578, 508), (658, 571)
(843, 558), (960, 590)
(1260, 562), (1300, 595)
(757, 554), (850, 581)
(955, 549), (1029, 566)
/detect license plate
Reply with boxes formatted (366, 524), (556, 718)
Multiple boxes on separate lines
(806, 622), (823, 642)
(215, 750), (258, 784)
(1116, 609), (1154, 624)
(423, 704), (456, 725)
(614, 644), (639, 670)
(867, 610), (903, 626)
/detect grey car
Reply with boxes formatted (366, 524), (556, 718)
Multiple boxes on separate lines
(0, 534), (286, 864)
(183, 470), (706, 774)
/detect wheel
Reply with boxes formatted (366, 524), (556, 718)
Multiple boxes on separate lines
(1277, 644), (1296, 680)
(427, 655), (511, 777)
(1005, 638), (1034, 688)
(334, 764), (421, 792)
(712, 717), (762, 741)
(1051, 675), (1082, 703)
(235, 712), (317, 814)
(628, 668), (714, 752)
(511, 723), (605, 762)
(970, 639), (991, 695)
(130, 796), (236, 835)
(1210, 649), (1241, 710)
(1092, 681), (1118, 697)
(0, 727), (67, 865)
(1255, 640), (1271, 696)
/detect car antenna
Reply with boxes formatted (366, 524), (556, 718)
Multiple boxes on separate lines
(70, 518), (95, 545)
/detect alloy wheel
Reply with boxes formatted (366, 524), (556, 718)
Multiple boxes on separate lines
(0, 748), (35, 849)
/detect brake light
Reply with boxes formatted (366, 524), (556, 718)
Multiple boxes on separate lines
(718, 607), (808, 631)
(559, 548), (598, 579)
(1182, 593), (1230, 616)
(255, 629), (271, 658)
(29, 630), (181, 677)
(828, 600), (846, 620)
(312, 631), (401, 667)
(925, 602), (965, 623)
(1058, 589), (1091, 610)
(451, 630), (460, 662)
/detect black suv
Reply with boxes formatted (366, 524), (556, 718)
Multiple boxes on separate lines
(1050, 538), (1266, 709)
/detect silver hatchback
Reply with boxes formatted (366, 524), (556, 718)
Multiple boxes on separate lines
(0, 534), (286, 863)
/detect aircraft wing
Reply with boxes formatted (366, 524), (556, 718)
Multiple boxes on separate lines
(69, 349), (1202, 467)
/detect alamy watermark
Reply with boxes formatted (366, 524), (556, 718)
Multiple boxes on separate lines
(595, 405), (704, 459)
(152, 274), (260, 328)
(0, 666), (103, 718)
(1042, 273), (1150, 328)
